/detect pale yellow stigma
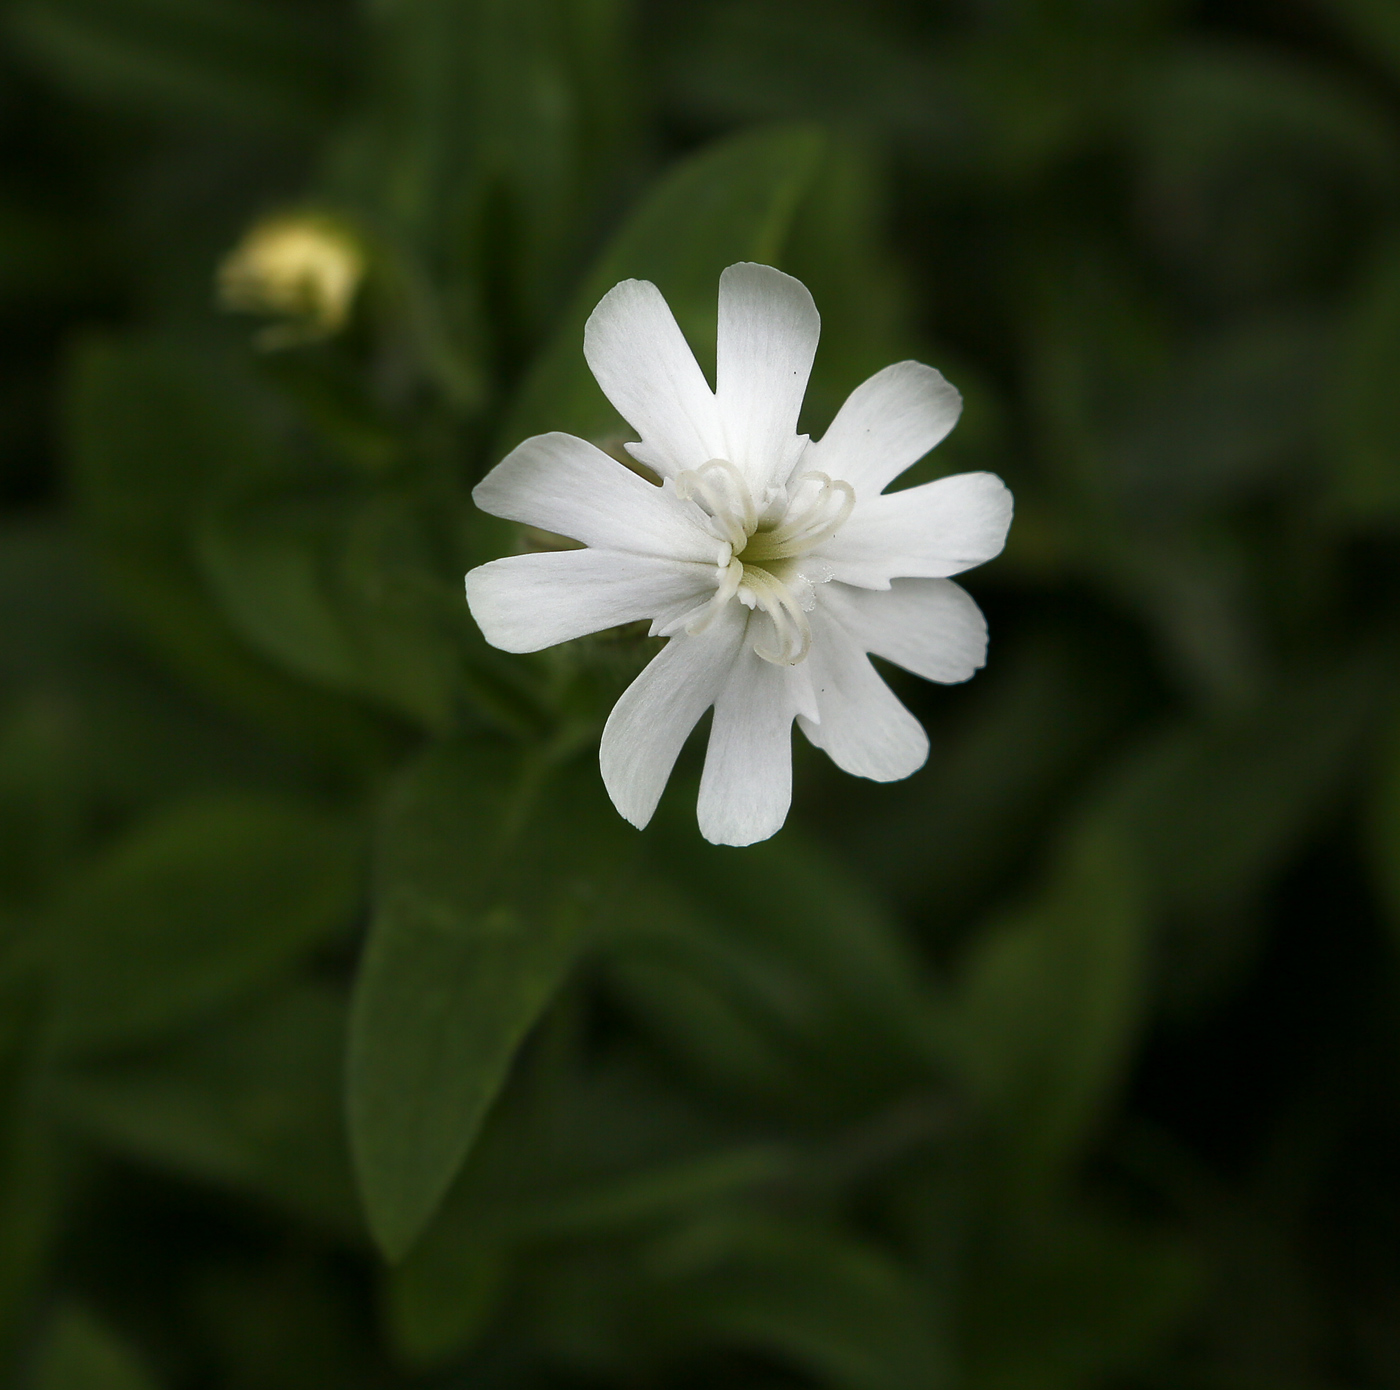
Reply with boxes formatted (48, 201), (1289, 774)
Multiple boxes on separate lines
(217, 213), (365, 348)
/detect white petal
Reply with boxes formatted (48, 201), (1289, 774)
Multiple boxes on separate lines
(472, 432), (722, 564)
(804, 361), (963, 499)
(715, 263), (820, 494)
(818, 472), (1013, 589)
(584, 279), (725, 478)
(696, 640), (798, 847)
(466, 550), (714, 653)
(600, 604), (748, 830)
(820, 578), (989, 684)
(797, 605), (928, 782)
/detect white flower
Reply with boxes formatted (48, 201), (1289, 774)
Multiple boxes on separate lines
(466, 263), (1012, 847)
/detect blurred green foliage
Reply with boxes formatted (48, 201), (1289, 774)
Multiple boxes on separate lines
(2, 0), (1400, 1386)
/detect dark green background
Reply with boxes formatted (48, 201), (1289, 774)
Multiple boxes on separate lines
(3, 0), (1400, 1386)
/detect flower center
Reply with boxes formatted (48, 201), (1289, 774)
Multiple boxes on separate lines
(673, 458), (854, 665)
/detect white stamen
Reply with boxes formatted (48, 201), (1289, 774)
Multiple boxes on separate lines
(740, 472), (855, 563)
(685, 555), (744, 635)
(741, 566), (813, 665)
(674, 458), (757, 550)
(671, 459), (855, 666)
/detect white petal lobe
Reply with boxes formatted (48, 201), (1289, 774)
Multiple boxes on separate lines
(805, 361), (963, 498)
(798, 606), (928, 781)
(822, 579), (989, 684)
(715, 263), (820, 493)
(473, 432), (720, 563)
(466, 550), (713, 653)
(600, 605), (748, 830)
(819, 472), (1013, 589)
(584, 279), (725, 477)
(697, 641), (797, 846)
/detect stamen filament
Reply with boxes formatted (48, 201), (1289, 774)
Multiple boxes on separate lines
(671, 461), (850, 665)
(685, 555), (745, 635)
(674, 458), (758, 550)
(740, 472), (854, 563)
(741, 566), (812, 665)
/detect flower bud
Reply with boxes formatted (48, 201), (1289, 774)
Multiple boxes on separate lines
(217, 212), (365, 347)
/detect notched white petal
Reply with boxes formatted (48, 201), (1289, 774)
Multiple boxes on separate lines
(697, 641), (797, 846)
(798, 606), (928, 781)
(601, 605), (748, 830)
(715, 263), (820, 495)
(584, 278), (724, 477)
(818, 471), (1013, 589)
(465, 550), (714, 653)
(822, 578), (989, 685)
(806, 360), (963, 499)
(473, 431), (720, 563)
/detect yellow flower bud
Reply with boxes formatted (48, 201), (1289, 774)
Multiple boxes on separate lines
(217, 212), (365, 347)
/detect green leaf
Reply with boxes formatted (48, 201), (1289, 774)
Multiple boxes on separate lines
(48, 983), (360, 1236)
(775, 133), (917, 433)
(605, 887), (813, 1109)
(1019, 265), (1326, 703)
(0, 694), (85, 910)
(361, 0), (637, 261)
(1135, 46), (1398, 295)
(1139, 47), (1398, 195)
(663, 0), (953, 158)
(30, 1304), (158, 1390)
(607, 811), (939, 1117)
(348, 736), (631, 1259)
(1109, 313), (1327, 516)
(1122, 660), (1378, 920)
(47, 792), (360, 1055)
(1329, 239), (1400, 525)
(447, 0), (639, 331)
(0, 972), (64, 1348)
(63, 333), (390, 767)
(65, 334), (262, 607)
(0, 200), (106, 304)
(1107, 654), (1380, 1012)
(182, 1256), (372, 1390)
(386, 1042), (784, 1365)
(656, 1216), (950, 1390)
(384, 1241), (504, 1369)
(510, 1211), (948, 1388)
(7, 0), (341, 132)
(835, 630), (1138, 926)
(940, 818), (1146, 1185)
(495, 122), (825, 460)
(1097, 521), (1262, 709)
(1307, 0), (1400, 88)
(1021, 233), (1169, 495)
(199, 470), (473, 733)
(0, 519), (354, 874)
(339, 0), (639, 397)
(961, 1205), (1201, 1390)
(656, 809), (935, 1063)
